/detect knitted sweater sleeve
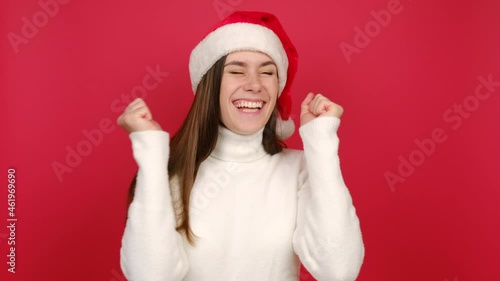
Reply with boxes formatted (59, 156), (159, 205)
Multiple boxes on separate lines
(293, 117), (365, 281)
(120, 130), (189, 281)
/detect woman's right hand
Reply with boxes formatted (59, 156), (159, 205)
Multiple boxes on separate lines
(117, 98), (162, 133)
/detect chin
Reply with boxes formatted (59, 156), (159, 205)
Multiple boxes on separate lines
(235, 127), (263, 135)
(229, 122), (266, 135)
(222, 110), (272, 135)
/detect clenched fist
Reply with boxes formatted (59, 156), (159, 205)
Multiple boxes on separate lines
(117, 98), (162, 133)
(300, 93), (344, 126)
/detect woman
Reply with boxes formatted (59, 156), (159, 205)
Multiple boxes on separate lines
(118, 11), (364, 281)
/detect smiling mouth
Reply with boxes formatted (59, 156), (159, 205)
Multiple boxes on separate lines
(233, 100), (264, 113)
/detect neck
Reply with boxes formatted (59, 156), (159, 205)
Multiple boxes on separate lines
(210, 125), (267, 162)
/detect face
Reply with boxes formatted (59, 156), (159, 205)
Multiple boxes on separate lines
(219, 51), (279, 135)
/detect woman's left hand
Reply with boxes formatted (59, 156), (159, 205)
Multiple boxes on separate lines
(300, 92), (344, 126)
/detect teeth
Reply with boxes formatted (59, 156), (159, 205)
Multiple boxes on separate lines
(242, 108), (259, 112)
(234, 101), (263, 109)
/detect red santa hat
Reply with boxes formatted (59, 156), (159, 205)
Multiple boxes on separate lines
(189, 11), (298, 140)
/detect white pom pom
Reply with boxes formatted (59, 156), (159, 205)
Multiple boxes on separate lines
(276, 117), (295, 140)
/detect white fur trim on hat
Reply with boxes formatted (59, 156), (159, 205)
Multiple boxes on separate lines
(276, 117), (295, 140)
(189, 22), (289, 95)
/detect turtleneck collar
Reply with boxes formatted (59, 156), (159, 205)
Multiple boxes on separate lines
(210, 126), (267, 163)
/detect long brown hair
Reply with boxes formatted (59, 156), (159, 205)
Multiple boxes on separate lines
(126, 55), (286, 245)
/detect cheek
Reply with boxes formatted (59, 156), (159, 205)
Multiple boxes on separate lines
(268, 81), (279, 102)
(272, 78), (279, 94)
(270, 93), (279, 115)
(220, 77), (238, 99)
(219, 81), (231, 103)
(263, 77), (279, 93)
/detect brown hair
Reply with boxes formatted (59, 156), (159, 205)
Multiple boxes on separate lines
(126, 55), (286, 245)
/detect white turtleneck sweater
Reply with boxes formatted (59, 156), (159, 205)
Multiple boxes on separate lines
(120, 116), (364, 281)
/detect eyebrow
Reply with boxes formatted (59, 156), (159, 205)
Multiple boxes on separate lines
(224, 60), (277, 68)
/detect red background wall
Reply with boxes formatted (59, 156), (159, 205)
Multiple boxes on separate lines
(2, 0), (499, 280)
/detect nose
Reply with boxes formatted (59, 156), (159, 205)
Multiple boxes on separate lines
(242, 72), (262, 93)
